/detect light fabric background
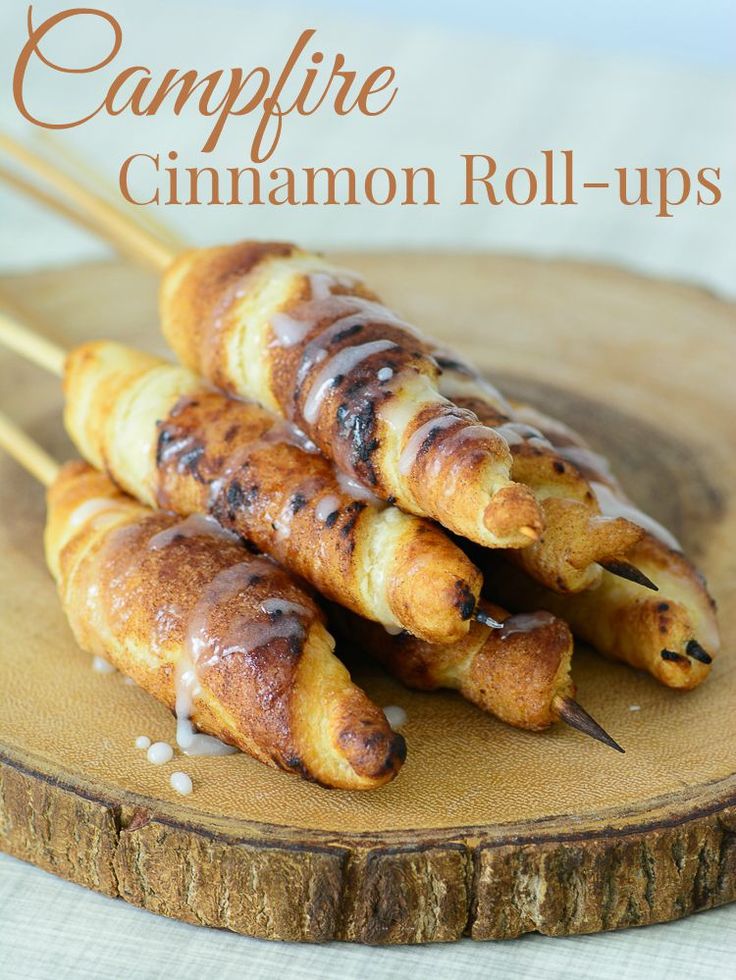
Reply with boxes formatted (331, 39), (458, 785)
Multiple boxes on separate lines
(0, 1), (734, 977)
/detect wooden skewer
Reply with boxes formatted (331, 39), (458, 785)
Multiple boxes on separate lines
(0, 133), (175, 271)
(0, 164), (112, 243)
(0, 309), (66, 377)
(552, 696), (625, 753)
(473, 608), (504, 629)
(0, 410), (59, 488)
(34, 131), (185, 252)
(598, 558), (658, 592)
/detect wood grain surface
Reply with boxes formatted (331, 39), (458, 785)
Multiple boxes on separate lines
(0, 255), (734, 944)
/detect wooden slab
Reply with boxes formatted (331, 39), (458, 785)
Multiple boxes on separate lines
(0, 255), (734, 944)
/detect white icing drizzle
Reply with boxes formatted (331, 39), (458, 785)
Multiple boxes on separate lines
(302, 339), (397, 424)
(157, 435), (199, 468)
(432, 351), (514, 414)
(398, 414), (463, 476)
(499, 611), (557, 638)
(92, 655), (116, 674)
(383, 705), (408, 729)
(135, 735), (151, 749)
(315, 495), (341, 522)
(591, 482), (681, 551)
(494, 422), (551, 449)
(69, 497), (118, 528)
(260, 420), (320, 454)
(377, 366), (394, 382)
(170, 771), (193, 796)
(335, 469), (383, 506)
(172, 558), (309, 757)
(269, 312), (312, 348)
(557, 445), (616, 483)
(629, 704), (641, 712)
(261, 598), (311, 619)
(147, 741), (174, 765)
(383, 622), (404, 635)
(147, 513), (239, 551)
(122, 676), (137, 686)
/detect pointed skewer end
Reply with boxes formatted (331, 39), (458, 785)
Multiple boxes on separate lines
(599, 559), (658, 592)
(474, 609), (504, 630)
(553, 695), (625, 753)
(686, 639), (713, 665)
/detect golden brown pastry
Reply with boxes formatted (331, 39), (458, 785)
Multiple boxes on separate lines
(62, 341), (482, 643)
(45, 461), (406, 789)
(332, 602), (576, 731)
(159, 243), (543, 549)
(475, 404), (719, 690)
(433, 351), (644, 593)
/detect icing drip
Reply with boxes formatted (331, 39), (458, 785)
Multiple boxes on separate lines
(494, 422), (551, 449)
(398, 414), (464, 476)
(147, 742), (174, 764)
(499, 611), (557, 638)
(92, 655), (116, 674)
(335, 469), (383, 506)
(170, 771), (193, 796)
(315, 495), (341, 522)
(135, 735), (151, 749)
(173, 558), (311, 757)
(383, 705), (407, 729)
(302, 339), (397, 424)
(69, 497), (119, 528)
(147, 513), (240, 551)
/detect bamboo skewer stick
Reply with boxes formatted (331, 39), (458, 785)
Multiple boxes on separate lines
(34, 131), (185, 252)
(0, 410), (59, 487)
(0, 133), (175, 271)
(0, 309), (65, 376)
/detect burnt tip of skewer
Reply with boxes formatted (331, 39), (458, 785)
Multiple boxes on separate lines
(474, 609), (505, 629)
(552, 696), (625, 754)
(686, 640), (713, 665)
(599, 559), (658, 592)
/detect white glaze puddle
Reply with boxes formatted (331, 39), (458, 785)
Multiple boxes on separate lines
(499, 611), (557, 638)
(383, 705), (407, 729)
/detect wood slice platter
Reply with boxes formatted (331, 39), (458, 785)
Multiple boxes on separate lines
(0, 254), (734, 944)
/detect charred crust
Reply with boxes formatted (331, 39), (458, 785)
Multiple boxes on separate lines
(393, 733), (408, 764)
(658, 602), (671, 611)
(155, 428), (174, 466)
(454, 581), (477, 621)
(178, 446), (205, 479)
(332, 322), (364, 343)
(553, 460), (566, 474)
(226, 481), (245, 510)
(386, 496), (397, 505)
(434, 354), (470, 374)
(223, 424), (239, 443)
(290, 492), (307, 513)
(340, 505), (366, 538)
(324, 510), (340, 528)
(661, 649), (687, 663)
(288, 631), (305, 656)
